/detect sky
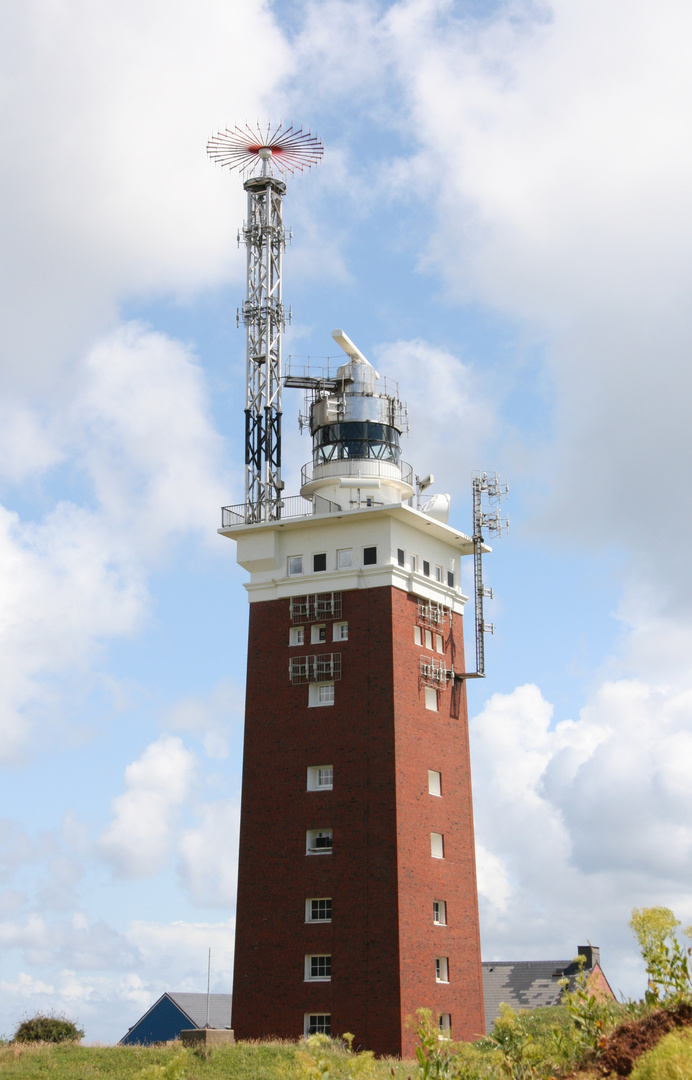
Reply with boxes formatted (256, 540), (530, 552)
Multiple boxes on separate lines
(1, 0), (692, 1045)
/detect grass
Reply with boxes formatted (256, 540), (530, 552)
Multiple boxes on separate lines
(0, 1038), (415, 1080)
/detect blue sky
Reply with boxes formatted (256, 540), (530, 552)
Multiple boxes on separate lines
(2, 0), (692, 1044)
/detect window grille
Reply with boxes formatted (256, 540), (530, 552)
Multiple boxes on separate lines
(417, 598), (447, 628)
(306, 1014), (331, 1036)
(420, 655), (449, 687)
(289, 653), (342, 685)
(290, 592), (343, 623)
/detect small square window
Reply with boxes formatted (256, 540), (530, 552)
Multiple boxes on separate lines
(363, 546), (377, 566)
(305, 1014), (331, 1036)
(433, 900), (447, 925)
(436, 957), (449, 983)
(337, 549), (353, 569)
(423, 560), (430, 577)
(438, 1014), (451, 1038)
(424, 629), (433, 650)
(447, 571), (455, 588)
(305, 954), (332, 981)
(313, 552), (327, 572)
(306, 829), (332, 854)
(309, 682), (335, 707)
(289, 627), (305, 647)
(425, 686), (438, 711)
(431, 832), (444, 859)
(435, 633), (444, 654)
(411, 555), (418, 572)
(288, 555), (303, 576)
(428, 770), (442, 797)
(306, 898), (332, 923)
(311, 624), (327, 644)
(414, 625), (422, 646)
(333, 621), (348, 641)
(307, 765), (333, 791)
(397, 548), (405, 567)
(435, 565), (443, 582)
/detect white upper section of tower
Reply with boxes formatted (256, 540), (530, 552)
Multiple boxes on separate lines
(300, 328), (413, 508)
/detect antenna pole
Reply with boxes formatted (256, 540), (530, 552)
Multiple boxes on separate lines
(458, 472), (508, 680)
(206, 946), (211, 1028)
(242, 172), (286, 522)
(206, 123), (324, 524)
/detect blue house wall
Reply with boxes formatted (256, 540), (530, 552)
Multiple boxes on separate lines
(120, 995), (192, 1045)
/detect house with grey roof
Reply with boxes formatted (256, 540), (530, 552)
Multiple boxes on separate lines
(482, 945), (613, 1034)
(119, 992), (233, 1045)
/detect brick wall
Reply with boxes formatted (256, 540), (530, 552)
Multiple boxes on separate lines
(231, 585), (484, 1056)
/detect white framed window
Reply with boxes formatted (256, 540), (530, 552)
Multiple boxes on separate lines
(425, 686), (438, 711)
(337, 548), (353, 569)
(414, 625), (422, 646)
(435, 565), (443, 582)
(289, 626), (305, 647)
(436, 957), (449, 983)
(306, 829), (332, 855)
(438, 1014), (451, 1038)
(333, 621), (348, 641)
(424, 629), (433, 650)
(428, 770), (442, 796)
(313, 552), (327, 572)
(433, 900), (447, 925)
(307, 765), (333, 791)
(305, 954), (331, 981)
(431, 832), (444, 859)
(363, 546), (377, 566)
(288, 555), (303, 576)
(309, 682), (335, 707)
(311, 623), (327, 644)
(305, 1014), (331, 1036)
(411, 554), (419, 572)
(435, 633), (444, 654)
(306, 898), (332, 923)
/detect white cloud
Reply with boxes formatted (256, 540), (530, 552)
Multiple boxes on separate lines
(470, 678), (692, 984)
(178, 801), (240, 908)
(0, 0), (293, 386)
(0, 321), (232, 763)
(164, 679), (245, 762)
(99, 737), (198, 878)
(374, 338), (498, 501)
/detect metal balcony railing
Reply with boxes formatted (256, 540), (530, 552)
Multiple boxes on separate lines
(221, 493), (341, 528)
(301, 459), (414, 488)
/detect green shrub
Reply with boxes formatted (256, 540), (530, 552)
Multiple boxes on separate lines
(630, 1027), (692, 1079)
(630, 907), (692, 1005)
(13, 1011), (85, 1044)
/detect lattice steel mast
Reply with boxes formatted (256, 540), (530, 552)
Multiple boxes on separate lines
(207, 123), (324, 523)
(465, 472), (509, 678)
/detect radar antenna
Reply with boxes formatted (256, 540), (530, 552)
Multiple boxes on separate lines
(207, 123), (324, 522)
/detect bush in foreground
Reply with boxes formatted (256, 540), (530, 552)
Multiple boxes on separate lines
(14, 1011), (85, 1044)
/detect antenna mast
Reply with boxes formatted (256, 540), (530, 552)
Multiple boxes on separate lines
(207, 123), (324, 523)
(460, 472), (509, 679)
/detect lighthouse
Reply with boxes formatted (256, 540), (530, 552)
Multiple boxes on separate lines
(208, 124), (492, 1057)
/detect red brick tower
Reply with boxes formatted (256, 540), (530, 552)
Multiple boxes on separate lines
(222, 330), (485, 1056)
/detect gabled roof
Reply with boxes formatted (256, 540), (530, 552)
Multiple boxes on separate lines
(482, 959), (572, 1032)
(167, 993), (233, 1030)
(482, 947), (609, 1035)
